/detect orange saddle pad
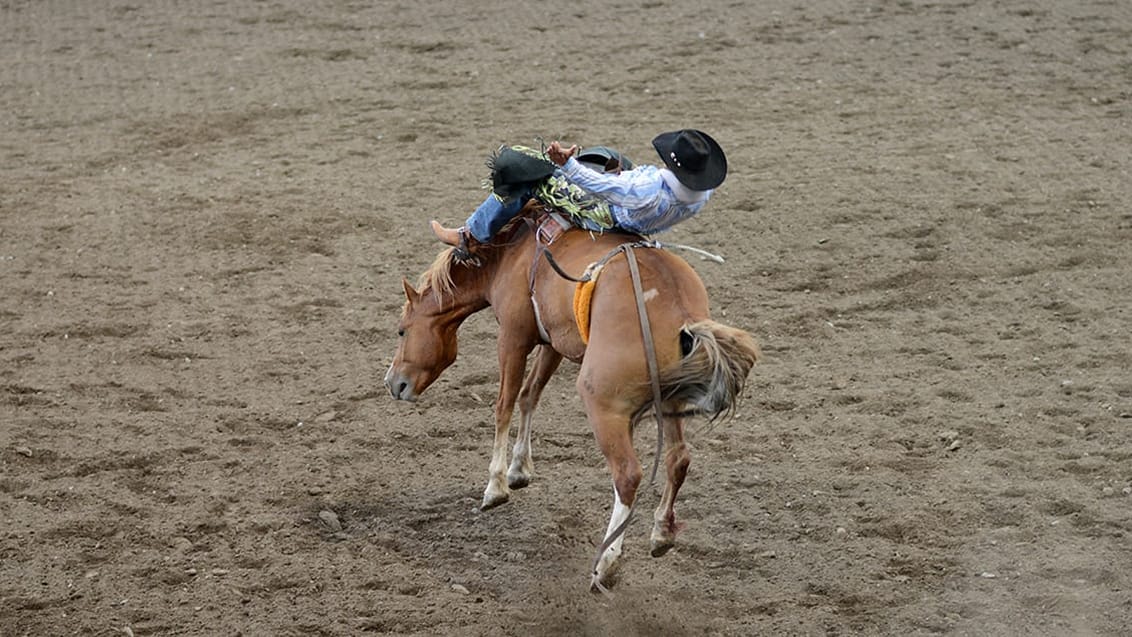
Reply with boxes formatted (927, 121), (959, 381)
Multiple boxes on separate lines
(571, 264), (604, 345)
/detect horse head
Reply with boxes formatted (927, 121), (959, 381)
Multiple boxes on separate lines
(384, 247), (491, 401)
(384, 278), (459, 401)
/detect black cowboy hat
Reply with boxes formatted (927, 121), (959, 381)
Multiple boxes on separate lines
(651, 129), (727, 191)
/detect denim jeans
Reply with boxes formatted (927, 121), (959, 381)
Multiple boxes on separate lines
(464, 190), (533, 242)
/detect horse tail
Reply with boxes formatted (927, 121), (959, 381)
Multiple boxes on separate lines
(654, 320), (760, 421)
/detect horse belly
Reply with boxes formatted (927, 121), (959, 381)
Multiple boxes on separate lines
(536, 278), (587, 362)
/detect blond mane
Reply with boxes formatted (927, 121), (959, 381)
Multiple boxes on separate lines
(416, 248), (457, 302)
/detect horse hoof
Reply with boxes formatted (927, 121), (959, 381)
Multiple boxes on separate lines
(507, 472), (530, 490)
(480, 491), (510, 510)
(590, 551), (621, 592)
(590, 567), (619, 594)
(650, 539), (675, 558)
(589, 576), (608, 595)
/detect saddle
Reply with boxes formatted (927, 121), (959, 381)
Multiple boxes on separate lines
(503, 203), (642, 346)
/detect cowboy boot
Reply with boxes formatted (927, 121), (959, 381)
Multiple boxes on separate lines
(430, 220), (464, 246)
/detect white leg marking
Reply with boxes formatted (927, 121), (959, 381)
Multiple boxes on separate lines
(507, 410), (534, 487)
(482, 425), (511, 508)
(596, 487), (631, 579)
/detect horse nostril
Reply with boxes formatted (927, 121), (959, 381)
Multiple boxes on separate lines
(392, 380), (410, 400)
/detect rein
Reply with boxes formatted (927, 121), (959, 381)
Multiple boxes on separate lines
(538, 238), (660, 284)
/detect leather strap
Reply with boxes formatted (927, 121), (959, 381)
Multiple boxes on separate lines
(590, 245), (666, 591)
(624, 247), (666, 487)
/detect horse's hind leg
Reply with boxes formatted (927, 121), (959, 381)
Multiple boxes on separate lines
(508, 345), (562, 490)
(650, 410), (690, 557)
(584, 402), (642, 591)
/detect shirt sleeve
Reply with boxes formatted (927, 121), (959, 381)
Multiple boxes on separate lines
(561, 157), (663, 213)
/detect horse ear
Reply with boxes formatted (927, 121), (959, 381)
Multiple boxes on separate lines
(401, 278), (420, 304)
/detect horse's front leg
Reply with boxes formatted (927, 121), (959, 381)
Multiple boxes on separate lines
(508, 345), (563, 490)
(482, 340), (534, 510)
(650, 409), (690, 557)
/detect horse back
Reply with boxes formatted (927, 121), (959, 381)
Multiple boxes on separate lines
(531, 228), (711, 369)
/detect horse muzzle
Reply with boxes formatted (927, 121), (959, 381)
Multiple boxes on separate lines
(383, 367), (418, 402)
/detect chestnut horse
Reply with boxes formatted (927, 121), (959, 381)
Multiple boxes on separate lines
(384, 209), (759, 589)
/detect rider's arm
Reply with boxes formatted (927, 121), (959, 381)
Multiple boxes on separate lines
(560, 157), (663, 213)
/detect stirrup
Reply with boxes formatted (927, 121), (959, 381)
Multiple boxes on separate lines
(452, 229), (482, 266)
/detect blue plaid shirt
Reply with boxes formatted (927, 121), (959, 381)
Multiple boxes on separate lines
(560, 157), (713, 235)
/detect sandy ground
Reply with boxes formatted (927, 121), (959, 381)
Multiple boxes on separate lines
(2, 0), (1131, 635)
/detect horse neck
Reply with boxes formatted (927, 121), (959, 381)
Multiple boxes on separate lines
(423, 254), (494, 325)
(422, 223), (536, 324)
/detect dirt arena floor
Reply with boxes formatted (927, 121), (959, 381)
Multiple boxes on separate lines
(3, 0), (1131, 635)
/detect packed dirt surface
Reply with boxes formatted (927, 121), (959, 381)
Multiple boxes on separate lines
(3, 0), (1131, 635)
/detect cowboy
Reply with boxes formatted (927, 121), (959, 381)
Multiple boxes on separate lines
(431, 129), (727, 254)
